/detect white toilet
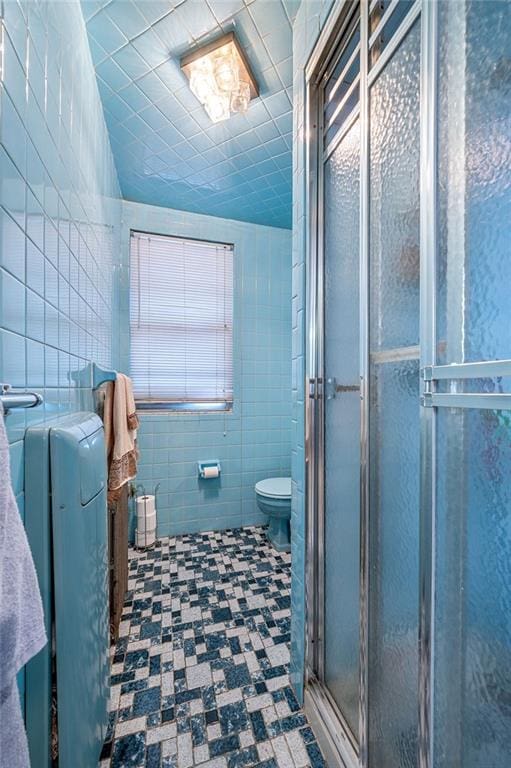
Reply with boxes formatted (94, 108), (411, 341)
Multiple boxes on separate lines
(255, 477), (292, 552)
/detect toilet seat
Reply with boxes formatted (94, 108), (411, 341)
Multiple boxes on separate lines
(255, 477), (291, 500)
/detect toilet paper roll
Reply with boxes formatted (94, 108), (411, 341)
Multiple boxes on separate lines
(202, 466), (219, 479)
(137, 494), (154, 504)
(136, 495), (156, 532)
(137, 510), (156, 533)
(136, 527), (156, 548)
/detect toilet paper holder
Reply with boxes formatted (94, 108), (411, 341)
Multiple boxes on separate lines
(198, 461), (221, 479)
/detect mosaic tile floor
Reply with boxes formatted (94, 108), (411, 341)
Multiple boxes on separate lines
(99, 526), (326, 768)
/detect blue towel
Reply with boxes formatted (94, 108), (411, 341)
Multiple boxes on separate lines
(0, 410), (47, 767)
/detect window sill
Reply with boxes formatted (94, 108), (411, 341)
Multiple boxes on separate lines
(135, 401), (233, 413)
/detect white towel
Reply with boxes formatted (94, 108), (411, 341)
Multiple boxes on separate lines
(0, 410), (47, 768)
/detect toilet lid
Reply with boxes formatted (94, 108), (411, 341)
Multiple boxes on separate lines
(255, 477), (292, 499)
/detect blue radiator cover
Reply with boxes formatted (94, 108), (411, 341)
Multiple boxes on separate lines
(24, 413), (109, 768)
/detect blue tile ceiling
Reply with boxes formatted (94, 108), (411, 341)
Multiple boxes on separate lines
(81, 0), (298, 229)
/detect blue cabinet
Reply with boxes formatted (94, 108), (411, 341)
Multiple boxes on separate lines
(24, 413), (109, 768)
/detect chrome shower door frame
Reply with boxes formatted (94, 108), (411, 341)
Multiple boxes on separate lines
(305, 2), (435, 768)
(417, 2), (437, 767)
(304, 3), (364, 767)
(305, 3), (367, 767)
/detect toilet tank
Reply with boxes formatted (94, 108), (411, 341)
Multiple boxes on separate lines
(24, 413), (109, 768)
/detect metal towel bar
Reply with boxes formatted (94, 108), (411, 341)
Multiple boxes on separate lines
(1, 383), (43, 414)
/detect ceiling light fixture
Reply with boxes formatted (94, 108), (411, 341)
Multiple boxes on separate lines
(180, 32), (259, 124)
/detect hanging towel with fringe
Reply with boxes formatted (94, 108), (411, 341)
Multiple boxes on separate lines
(103, 373), (139, 504)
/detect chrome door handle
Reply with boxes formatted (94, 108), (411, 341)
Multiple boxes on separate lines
(326, 377), (360, 400)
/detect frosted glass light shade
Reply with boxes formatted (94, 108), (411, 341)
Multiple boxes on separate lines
(214, 54), (239, 93)
(231, 81), (250, 114)
(181, 33), (258, 123)
(204, 92), (231, 123)
(190, 69), (216, 105)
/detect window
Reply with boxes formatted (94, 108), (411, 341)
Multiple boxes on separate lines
(130, 231), (233, 410)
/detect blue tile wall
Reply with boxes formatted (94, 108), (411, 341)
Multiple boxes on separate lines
(0, 0), (121, 670)
(81, 0), (297, 229)
(290, 0), (335, 703)
(118, 200), (292, 539)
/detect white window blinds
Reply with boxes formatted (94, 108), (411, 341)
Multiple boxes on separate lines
(129, 231), (233, 408)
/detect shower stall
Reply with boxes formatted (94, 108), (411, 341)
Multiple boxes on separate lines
(304, 1), (511, 767)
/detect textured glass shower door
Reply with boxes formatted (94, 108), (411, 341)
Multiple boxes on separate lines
(322, 118), (361, 741)
(367, 18), (421, 768)
(430, 3), (511, 766)
(307, 3), (510, 767)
